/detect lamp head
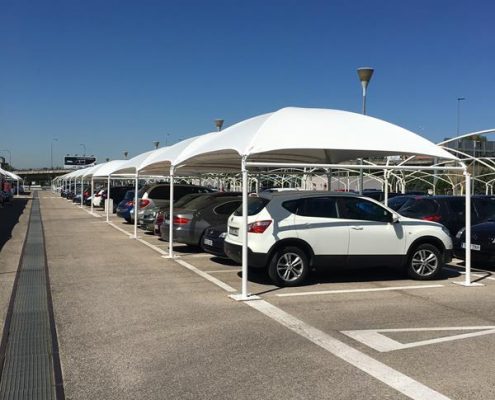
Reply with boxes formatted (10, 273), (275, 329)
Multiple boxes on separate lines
(215, 119), (224, 131)
(152, 141), (160, 149)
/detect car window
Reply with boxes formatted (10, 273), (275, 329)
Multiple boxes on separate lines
(474, 197), (495, 220)
(282, 199), (300, 214)
(297, 197), (338, 218)
(233, 197), (269, 216)
(339, 198), (391, 222)
(149, 185), (170, 199)
(214, 201), (242, 215)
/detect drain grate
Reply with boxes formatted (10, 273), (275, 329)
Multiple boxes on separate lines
(0, 193), (64, 399)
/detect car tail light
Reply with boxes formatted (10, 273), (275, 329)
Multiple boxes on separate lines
(422, 215), (442, 222)
(156, 212), (164, 225)
(173, 216), (190, 225)
(139, 199), (150, 208)
(126, 201), (134, 207)
(248, 220), (272, 233)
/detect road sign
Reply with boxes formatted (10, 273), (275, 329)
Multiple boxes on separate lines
(64, 156), (96, 169)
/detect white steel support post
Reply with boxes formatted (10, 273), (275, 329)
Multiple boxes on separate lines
(133, 172), (139, 239)
(168, 167), (175, 258)
(80, 177), (84, 208)
(90, 177), (94, 214)
(384, 170), (389, 206)
(454, 169), (482, 287)
(106, 175), (111, 223)
(230, 157), (260, 301)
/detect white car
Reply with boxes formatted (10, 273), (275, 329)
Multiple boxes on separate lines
(224, 192), (453, 286)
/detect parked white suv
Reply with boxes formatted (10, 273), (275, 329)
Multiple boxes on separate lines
(224, 192), (453, 286)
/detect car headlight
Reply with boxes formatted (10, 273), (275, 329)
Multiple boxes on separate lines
(455, 227), (465, 239)
(219, 232), (227, 238)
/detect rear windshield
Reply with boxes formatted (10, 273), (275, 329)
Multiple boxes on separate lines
(124, 190), (135, 200)
(173, 193), (203, 208)
(475, 197), (495, 220)
(233, 197), (269, 216)
(387, 196), (411, 211)
(179, 194), (214, 210)
(397, 198), (439, 217)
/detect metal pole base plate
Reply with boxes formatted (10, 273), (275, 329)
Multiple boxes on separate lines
(229, 293), (261, 301)
(453, 281), (484, 287)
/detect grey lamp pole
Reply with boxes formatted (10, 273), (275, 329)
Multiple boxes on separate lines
(123, 151), (128, 160)
(215, 119), (224, 131)
(457, 97), (465, 135)
(0, 149), (11, 166)
(153, 141), (160, 149)
(51, 138), (58, 169)
(357, 67), (374, 194)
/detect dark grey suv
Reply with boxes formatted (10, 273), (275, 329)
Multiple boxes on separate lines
(160, 192), (242, 246)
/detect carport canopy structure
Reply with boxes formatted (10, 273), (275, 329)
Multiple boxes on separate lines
(167, 107), (469, 300)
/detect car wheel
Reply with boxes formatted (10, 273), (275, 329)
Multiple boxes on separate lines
(407, 243), (442, 280)
(268, 246), (309, 287)
(125, 217), (132, 223)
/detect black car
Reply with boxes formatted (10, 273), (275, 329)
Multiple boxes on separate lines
(395, 195), (495, 236)
(201, 223), (228, 257)
(454, 219), (495, 265)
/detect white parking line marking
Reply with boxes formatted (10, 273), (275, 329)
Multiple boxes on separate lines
(342, 326), (495, 352)
(207, 269), (242, 273)
(248, 300), (451, 400)
(445, 266), (495, 281)
(174, 259), (237, 293)
(276, 284), (444, 297)
(137, 238), (168, 255)
(108, 222), (135, 237)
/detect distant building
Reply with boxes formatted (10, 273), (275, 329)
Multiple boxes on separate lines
(443, 138), (495, 158)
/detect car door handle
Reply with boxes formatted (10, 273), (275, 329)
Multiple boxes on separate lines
(351, 226), (363, 230)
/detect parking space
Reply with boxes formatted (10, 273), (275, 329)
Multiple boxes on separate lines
(41, 193), (495, 399)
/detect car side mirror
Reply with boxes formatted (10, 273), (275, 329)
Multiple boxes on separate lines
(391, 213), (399, 223)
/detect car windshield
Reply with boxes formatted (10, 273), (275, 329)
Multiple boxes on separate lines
(387, 196), (412, 211)
(233, 197), (269, 216)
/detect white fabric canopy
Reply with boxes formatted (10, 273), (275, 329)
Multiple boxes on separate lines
(173, 107), (457, 171)
(91, 160), (127, 178)
(137, 137), (201, 175)
(0, 168), (21, 181)
(110, 150), (160, 175)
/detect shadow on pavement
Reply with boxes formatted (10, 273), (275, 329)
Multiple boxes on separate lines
(0, 198), (29, 253)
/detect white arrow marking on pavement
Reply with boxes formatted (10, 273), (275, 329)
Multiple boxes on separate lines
(342, 326), (495, 352)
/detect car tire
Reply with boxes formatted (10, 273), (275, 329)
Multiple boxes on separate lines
(268, 246), (309, 287)
(407, 243), (443, 280)
(125, 217), (132, 223)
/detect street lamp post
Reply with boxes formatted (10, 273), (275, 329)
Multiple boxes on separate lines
(123, 151), (129, 159)
(215, 119), (224, 132)
(457, 97), (465, 135)
(357, 67), (374, 194)
(153, 141), (160, 149)
(0, 149), (12, 167)
(51, 138), (58, 169)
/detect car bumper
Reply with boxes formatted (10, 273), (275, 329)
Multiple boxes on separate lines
(223, 241), (268, 268)
(201, 237), (227, 257)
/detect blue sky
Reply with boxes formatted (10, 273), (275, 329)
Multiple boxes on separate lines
(1, 0), (494, 168)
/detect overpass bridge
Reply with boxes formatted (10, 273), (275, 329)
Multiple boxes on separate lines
(13, 169), (69, 185)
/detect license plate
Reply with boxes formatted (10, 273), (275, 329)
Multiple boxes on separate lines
(203, 238), (213, 246)
(461, 243), (481, 251)
(229, 226), (239, 236)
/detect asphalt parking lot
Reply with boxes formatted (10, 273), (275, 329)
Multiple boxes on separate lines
(3, 191), (495, 399)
